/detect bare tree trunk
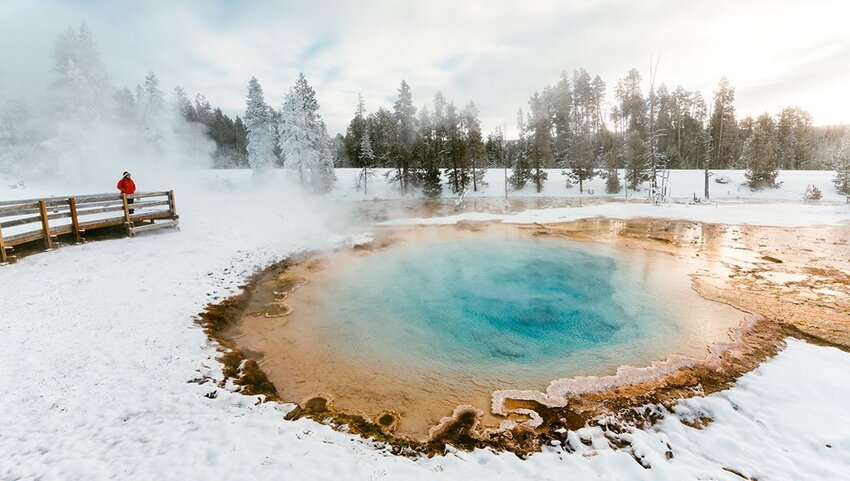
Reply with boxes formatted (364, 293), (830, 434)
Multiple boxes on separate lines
(472, 155), (478, 192)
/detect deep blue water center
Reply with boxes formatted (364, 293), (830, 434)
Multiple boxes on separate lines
(317, 237), (672, 374)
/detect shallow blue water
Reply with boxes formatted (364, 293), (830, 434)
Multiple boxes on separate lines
(315, 237), (676, 373)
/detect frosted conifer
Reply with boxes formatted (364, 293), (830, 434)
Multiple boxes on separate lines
(244, 77), (276, 179)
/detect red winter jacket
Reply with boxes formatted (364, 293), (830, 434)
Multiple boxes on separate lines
(117, 177), (136, 195)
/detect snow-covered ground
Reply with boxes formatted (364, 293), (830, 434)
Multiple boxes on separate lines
(1, 169), (849, 480)
(332, 168), (849, 203)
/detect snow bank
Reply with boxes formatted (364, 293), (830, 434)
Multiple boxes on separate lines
(1, 169), (849, 480)
(380, 202), (850, 227)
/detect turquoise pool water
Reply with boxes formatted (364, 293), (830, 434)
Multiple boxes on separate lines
(313, 236), (685, 377)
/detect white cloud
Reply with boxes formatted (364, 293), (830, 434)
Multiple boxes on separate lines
(1, 0), (848, 136)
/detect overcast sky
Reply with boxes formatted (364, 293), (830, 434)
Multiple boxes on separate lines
(1, 0), (848, 136)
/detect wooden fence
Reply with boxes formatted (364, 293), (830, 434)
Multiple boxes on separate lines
(0, 190), (178, 264)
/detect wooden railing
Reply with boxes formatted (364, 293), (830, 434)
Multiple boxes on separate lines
(0, 190), (178, 264)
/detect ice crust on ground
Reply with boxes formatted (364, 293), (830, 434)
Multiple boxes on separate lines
(1, 168), (849, 480)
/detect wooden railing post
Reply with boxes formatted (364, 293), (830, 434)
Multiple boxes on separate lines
(68, 197), (82, 244)
(0, 224), (7, 264)
(122, 193), (133, 236)
(38, 200), (52, 250)
(168, 190), (177, 217)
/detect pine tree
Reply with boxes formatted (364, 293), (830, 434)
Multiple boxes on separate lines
(244, 77), (276, 179)
(365, 107), (395, 168)
(832, 136), (850, 195)
(233, 116), (249, 167)
(551, 73), (572, 168)
(52, 23), (111, 121)
(615, 68), (647, 134)
(141, 71), (166, 145)
(567, 134), (595, 193)
(444, 102), (468, 194)
(485, 128), (506, 167)
(615, 68), (648, 190)
(565, 69), (602, 192)
(312, 124), (336, 193)
(172, 86), (194, 120)
(597, 127), (621, 193)
(510, 108), (532, 189)
(416, 106), (442, 198)
(429, 92), (451, 193)
(357, 125), (376, 194)
(279, 73), (335, 192)
(743, 113), (779, 189)
(625, 130), (649, 190)
(391, 80), (417, 192)
(194, 94), (213, 124)
(776, 107), (814, 170)
(709, 76), (739, 169)
(527, 93), (551, 192)
(332, 134), (349, 167)
(345, 94), (368, 168)
(462, 102), (487, 191)
(143, 71), (165, 113)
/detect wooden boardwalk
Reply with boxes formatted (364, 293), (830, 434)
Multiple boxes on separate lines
(0, 190), (178, 264)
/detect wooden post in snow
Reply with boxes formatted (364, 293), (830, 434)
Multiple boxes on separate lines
(38, 200), (52, 250)
(69, 197), (82, 244)
(168, 190), (177, 217)
(122, 194), (133, 237)
(0, 224), (7, 264)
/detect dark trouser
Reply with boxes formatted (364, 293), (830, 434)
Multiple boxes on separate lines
(128, 197), (134, 215)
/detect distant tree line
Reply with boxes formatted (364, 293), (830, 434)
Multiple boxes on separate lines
(335, 70), (850, 195)
(340, 81), (487, 197)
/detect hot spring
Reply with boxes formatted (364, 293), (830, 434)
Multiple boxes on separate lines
(234, 224), (745, 438)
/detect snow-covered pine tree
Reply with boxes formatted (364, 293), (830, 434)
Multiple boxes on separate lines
(141, 71), (166, 146)
(832, 136), (850, 196)
(194, 94), (213, 124)
(744, 113), (779, 189)
(172, 86), (194, 121)
(279, 73), (335, 192)
(311, 121), (336, 193)
(357, 125), (376, 194)
(52, 23), (112, 121)
(332, 134), (348, 168)
(280, 89), (315, 184)
(244, 77), (276, 180)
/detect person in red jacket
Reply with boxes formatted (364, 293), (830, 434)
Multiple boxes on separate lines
(117, 171), (136, 213)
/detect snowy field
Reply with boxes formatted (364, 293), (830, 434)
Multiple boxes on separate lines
(1, 168), (849, 480)
(331, 168), (849, 203)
